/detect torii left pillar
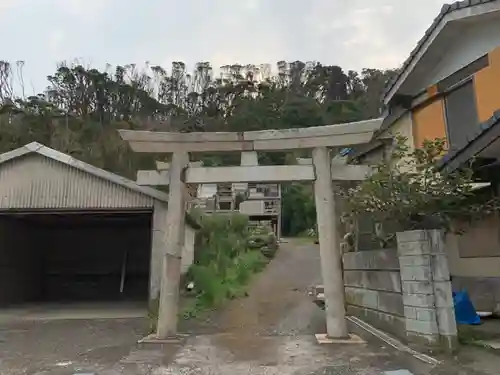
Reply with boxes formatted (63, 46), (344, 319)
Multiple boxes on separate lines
(156, 151), (189, 339)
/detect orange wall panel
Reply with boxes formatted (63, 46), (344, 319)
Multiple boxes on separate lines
(412, 99), (447, 148)
(427, 84), (439, 97)
(474, 47), (500, 122)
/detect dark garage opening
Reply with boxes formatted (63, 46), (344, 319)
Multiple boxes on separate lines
(0, 211), (152, 306)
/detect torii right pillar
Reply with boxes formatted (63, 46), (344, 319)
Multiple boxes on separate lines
(312, 147), (349, 339)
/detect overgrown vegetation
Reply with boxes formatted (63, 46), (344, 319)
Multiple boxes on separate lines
(342, 136), (500, 248)
(0, 60), (396, 235)
(281, 183), (316, 237)
(180, 214), (277, 318)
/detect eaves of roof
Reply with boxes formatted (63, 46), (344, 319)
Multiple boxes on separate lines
(382, 0), (497, 103)
(437, 109), (500, 171)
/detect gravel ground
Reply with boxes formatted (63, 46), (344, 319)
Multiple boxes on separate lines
(2, 239), (492, 374)
(0, 317), (152, 374)
(157, 240), (436, 375)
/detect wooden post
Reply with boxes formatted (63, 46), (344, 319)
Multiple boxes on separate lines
(312, 147), (349, 339)
(156, 151), (189, 339)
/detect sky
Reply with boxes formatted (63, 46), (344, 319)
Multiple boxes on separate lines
(0, 0), (447, 94)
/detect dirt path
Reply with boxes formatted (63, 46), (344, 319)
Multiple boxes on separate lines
(199, 238), (325, 362)
(187, 238), (325, 335)
(162, 240), (434, 375)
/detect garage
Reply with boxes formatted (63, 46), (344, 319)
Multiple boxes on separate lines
(0, 142), (198, 309)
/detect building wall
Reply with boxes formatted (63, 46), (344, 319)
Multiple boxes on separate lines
(383, 42), (500, 152)
(474, 46), (500, 122)
(380, 112), (415, 151)
(446, 214), (500, 313)
(408, 45), (500, 148)
(376, 113), (418, 173)
(447, 228), (500, 277)
(412, 99), (447, 148)
(239, 200), (266, 215)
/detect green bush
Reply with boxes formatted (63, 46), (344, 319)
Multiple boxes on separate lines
(342, 136), (500, 245)
(281, 183), (317, 236)
(248, 224), (278, 257)
(181, 213), (270, 319)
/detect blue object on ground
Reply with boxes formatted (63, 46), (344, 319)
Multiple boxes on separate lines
(453, 291), (481, 325)
(339, 147), (353, 157)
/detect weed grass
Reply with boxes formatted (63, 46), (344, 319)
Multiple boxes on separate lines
(148, 213), (275, 330)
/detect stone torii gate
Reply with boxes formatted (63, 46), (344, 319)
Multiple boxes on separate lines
(119, 118), (381, 341)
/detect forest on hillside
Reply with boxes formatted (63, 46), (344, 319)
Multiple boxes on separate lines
(0, 60), (397, 235)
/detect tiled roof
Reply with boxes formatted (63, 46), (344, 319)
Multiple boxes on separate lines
(382, 0), (497, 102)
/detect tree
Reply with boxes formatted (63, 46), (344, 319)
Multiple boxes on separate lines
(342, 136), (500, 246)
(0, 58), (396, 234)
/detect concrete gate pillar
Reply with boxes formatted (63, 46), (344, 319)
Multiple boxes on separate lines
(312, 147), (349, 339)
(150, 201), (168, 301)
(156, 151), (189, 339)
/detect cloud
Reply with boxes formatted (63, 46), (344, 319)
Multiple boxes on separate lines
(53, 0), (112, 21)
(301, 0), (446, 71)
(0, 0), (450, 93)
(48, 30), (65, 57)
(242, 0), (261, 11)
(0, 0), (16, 13)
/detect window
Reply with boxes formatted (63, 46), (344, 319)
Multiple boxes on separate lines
(444, 80), (479, 149)
(219, 201), (232, 210)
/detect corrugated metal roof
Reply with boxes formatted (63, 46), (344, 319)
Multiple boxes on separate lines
(382, 0), (498, 103)
(0, 143), (202, 229)
(0, 154), (156, 209)
(0, 142), (169, 205)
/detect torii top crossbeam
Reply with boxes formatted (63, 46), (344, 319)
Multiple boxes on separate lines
(119, 118), (383, 153)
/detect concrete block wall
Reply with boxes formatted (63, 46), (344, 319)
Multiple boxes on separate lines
(396, 230), (458, 351)
(343, 229), (458, 351)
(343, 249), (406, 339)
